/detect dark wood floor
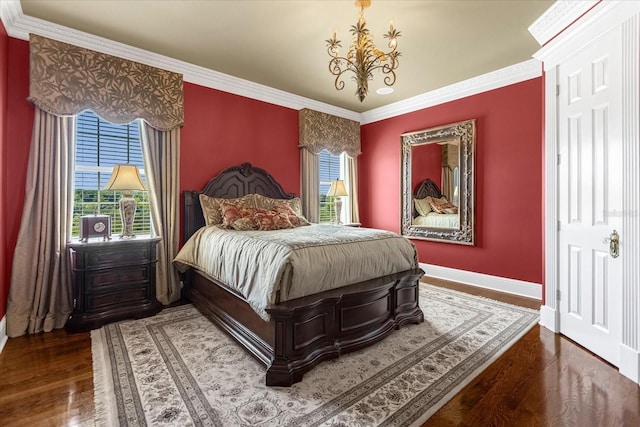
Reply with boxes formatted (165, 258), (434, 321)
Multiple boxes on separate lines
(0, 278), (638, 426)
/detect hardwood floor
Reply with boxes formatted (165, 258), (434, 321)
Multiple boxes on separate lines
(0, 278), (638, 426)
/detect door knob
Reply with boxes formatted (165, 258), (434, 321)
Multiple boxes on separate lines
(605, 230), (620, 258)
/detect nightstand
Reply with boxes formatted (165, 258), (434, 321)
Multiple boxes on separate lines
(66, 235), (162, 332)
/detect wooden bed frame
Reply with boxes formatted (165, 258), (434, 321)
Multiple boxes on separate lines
(181, 162), (424, 386)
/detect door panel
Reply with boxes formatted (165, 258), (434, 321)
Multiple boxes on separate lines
(558, 27), (623, 366)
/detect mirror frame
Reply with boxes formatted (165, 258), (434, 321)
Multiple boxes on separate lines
(401, 119), (476, 245)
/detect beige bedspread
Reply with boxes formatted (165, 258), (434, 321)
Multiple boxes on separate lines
(173, 224), (418, 320)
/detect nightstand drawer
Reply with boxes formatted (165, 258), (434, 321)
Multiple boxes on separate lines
(85, 284), (149, 311)
(84, 246), (153, 268)
(85, 265), (150, 290)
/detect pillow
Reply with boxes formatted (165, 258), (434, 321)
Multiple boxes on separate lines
(253, 194), (303, 216)
(272, 202), (311, 227)
(254, 210), (295, 231)
(253, 194), (309, 227)
(429, 197), (459, 214)
(219, 200), (296, 231)
(413, 197), (432, 216)
(219, 200), (259, 229)
(199, 193), (255, 226)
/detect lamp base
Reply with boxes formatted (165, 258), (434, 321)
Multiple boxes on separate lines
(334, 198), (343, 225)
(119, 194), (137, 238)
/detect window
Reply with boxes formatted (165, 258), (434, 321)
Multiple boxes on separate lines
(73, 110), (150, 236)
(318, 149), (348, 223)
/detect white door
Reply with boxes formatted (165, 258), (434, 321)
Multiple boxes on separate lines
(557, 27), (623, 366)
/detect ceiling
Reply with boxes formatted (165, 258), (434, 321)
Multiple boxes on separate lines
(19, 0), (552, 113)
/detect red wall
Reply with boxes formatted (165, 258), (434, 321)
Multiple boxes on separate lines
(181, 83), (299, 195)
(0, 20), (8, 320)
(411, 143), (442, 194)
(359, 79), (544, 285)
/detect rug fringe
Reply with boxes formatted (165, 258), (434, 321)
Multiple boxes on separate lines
(92, 327), (119, 427)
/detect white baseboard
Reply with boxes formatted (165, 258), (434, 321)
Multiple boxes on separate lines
(620, 344), (640, 384)
(539, 304), (559, 332)
(419, 263), (542, 301)
(0, 315), (7, 355)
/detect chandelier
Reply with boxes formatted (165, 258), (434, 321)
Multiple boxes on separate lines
(326, 0), (401, 102)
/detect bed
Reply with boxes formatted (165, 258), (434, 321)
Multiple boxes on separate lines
(176, 163), (424, 386)
(412, 178), (460, 229)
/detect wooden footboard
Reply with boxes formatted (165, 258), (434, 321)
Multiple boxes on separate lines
(184, 267), (424, 386)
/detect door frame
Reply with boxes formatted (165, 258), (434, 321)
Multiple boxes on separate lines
(533, 0), (640, 384)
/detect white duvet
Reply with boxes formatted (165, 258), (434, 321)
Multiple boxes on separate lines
(173, 224), (418, 320)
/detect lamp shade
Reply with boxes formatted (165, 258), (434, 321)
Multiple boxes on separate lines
(327, 179), (348, 197)
(103, 165), (147, 191)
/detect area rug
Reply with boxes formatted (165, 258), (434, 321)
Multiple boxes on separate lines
(92, 284), (539, 426)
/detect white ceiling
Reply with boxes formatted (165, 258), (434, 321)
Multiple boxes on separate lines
(19, 0), (552, 113)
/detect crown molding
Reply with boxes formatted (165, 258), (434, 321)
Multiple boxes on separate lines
(1, 0), (544, 125)
(533, 1), (640, 70)
(528, 0), (599, 46)
(360, 59), (542, 125)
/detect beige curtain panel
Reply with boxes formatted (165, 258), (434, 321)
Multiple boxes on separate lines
(28, 34), (184, 131)
(6, 109), (76, 337)
(298, 108), (361, 158)
(140, 122), (181, 305)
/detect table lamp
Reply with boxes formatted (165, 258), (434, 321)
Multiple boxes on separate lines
(327, 179), (348, 224)
(103, 164), (147, 238)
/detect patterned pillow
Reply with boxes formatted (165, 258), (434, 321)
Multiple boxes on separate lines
(199, 193), (255, 226)
(219, 200), (259, 229)
(254, 210), (295, 230)
(272, 202), (311, 227)
(429, 198), (459, 214)
(253, 194), (303, 216)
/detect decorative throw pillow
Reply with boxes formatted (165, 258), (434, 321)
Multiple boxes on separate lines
(413, 197), (432, 216)
(254, 210), (295, 230)
(429, 197), (459, 214)
(253, 194), (303, 216)
(199, 193), (255, 226)
(273, 202), (311, 227)
(219, 200), (258, 229)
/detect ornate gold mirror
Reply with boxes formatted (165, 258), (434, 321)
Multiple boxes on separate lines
(401, 119), (475, 245)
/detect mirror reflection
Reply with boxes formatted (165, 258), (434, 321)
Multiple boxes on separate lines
(411, 139), (460, 229)
(401, 119), (475, 245)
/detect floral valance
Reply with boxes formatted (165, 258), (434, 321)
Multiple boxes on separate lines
(298, 108), (361, 158)
(28, 34), (184, 131)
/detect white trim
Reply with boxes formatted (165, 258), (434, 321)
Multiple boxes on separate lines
(539, 304), (559, 333)
(528, 0), (599, 46)
(534, 1), (640, 70)
(620, 344), (640, 383)
(419, 262), (542, 301)
(542, 66), (559, 334)
(360, 60), (542, 125)
(0, 0), (543, 125)
(0, 315), (7, 354)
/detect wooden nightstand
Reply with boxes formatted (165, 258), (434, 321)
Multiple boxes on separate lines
(66, 236), (162, 332)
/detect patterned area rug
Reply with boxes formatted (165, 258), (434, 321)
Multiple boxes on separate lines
(92, 284), (538, 426)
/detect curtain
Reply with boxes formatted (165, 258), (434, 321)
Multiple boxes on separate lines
(28, 34), (184, 130)
(345, 155), (360, 224)
(301, 149), (320, 223)
(298, 108), (360, 157)
(6, 109), (76, 337)
(299, 108), (360, 222)
(140, 122), (181, 305)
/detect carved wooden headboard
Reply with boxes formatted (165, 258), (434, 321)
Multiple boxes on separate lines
(182, 163), (295, 242)
(414, 179), (442, 199)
